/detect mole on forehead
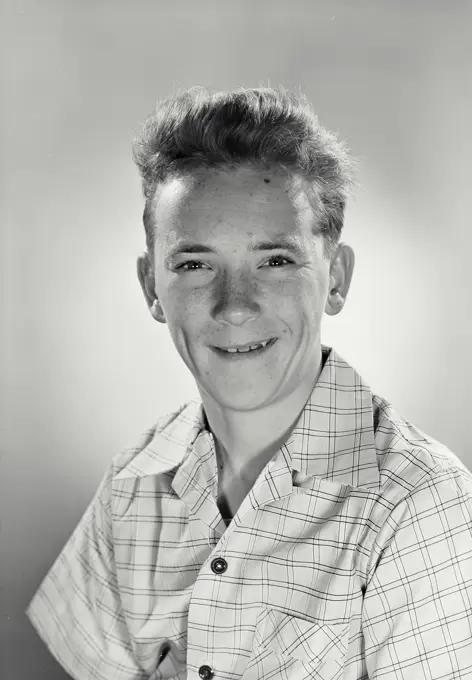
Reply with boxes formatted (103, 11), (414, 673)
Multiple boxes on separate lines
(186, 172), (297, 208)
(155, 169), (313, 222)
(187, 166), (289, 192)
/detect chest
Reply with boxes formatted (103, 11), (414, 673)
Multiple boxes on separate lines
(112, 479), (369, 676)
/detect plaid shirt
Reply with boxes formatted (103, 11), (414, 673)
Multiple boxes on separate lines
(26, 346), (472, 679)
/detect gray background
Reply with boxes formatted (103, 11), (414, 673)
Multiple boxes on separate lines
(2, 1), (471, 678)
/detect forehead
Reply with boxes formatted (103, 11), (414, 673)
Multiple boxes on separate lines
(153, 166), (315, 246)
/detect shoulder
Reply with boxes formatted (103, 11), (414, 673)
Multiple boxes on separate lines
(370, 392), (472, 516)
(109, 401), (196, 477)
(374, 393), (469, 476)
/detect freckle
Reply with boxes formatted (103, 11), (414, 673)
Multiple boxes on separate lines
(263, 178), (271, 184)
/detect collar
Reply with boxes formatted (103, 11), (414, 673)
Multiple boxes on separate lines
(115, 346), (380, 491)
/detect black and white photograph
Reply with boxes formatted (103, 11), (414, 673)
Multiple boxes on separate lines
(2, 2), (472, 678)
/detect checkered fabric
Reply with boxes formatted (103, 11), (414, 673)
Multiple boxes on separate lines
(26, 346), (472, 679)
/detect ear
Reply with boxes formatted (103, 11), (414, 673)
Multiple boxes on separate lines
(325, 243), (355, 316)
(136, 253), (166, 323)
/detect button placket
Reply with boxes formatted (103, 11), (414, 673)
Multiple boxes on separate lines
(192, 557), (228, 678)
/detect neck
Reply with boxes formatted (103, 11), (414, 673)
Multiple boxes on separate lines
(200, 350), (325, 481)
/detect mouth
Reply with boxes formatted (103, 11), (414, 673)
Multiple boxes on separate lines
(211, 338), (277, 358)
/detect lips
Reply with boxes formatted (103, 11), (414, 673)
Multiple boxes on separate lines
(221, 339), (272, 353)
(212, 338), (277, 355)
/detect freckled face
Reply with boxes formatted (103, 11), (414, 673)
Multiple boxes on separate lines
(151, 167), (331, 411)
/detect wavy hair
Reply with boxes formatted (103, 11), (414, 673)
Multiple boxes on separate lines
(132, 85), (355, 257)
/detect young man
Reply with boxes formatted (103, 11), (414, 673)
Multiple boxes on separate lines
(27, 86), (472, 679)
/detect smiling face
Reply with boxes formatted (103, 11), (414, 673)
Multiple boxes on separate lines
(138, 166), (350, 411)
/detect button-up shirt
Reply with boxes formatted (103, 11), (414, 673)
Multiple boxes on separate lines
(26, 346), (472, 679)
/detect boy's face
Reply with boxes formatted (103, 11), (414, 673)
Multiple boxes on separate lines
(141, 166), (338, 411)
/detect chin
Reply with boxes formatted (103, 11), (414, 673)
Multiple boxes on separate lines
(206, 382), (282, 411)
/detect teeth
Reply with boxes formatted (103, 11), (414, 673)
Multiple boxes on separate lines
(224, 339), (271, 353)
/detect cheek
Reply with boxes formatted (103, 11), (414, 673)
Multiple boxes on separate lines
(279, 271), (326, 305)
(157, 278), (195, 322)
(282, 275), (328, 327)
(163, 291), (209, 342)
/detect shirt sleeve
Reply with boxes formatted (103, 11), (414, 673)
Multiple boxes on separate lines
(361, 467), (472, 679)
(26, 463), (146, 680)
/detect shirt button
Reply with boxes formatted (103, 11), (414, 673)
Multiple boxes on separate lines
(198, 664), (214, 679)
(211, 557), (227, 574)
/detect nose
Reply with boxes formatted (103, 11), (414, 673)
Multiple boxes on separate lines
(211, 274), (261, 326)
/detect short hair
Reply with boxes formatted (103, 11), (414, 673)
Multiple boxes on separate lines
(132, 85), (355, 258)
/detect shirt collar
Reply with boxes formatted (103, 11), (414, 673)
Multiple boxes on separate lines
(287, 346), (380, 489)
(115, 346), (380, 491)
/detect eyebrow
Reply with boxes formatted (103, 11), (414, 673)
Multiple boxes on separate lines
(168, 235), (304, 258)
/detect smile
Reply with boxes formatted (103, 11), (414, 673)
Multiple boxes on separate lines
(212, 338), (277, 357)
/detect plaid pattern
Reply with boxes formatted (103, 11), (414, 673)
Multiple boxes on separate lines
(26, 346), (472, 679)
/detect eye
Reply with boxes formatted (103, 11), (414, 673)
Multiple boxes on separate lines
(262, 255), (294, 267)
(176, 260), (210, 271)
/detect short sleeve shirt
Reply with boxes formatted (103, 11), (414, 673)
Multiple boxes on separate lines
(26, 346), (472, 679)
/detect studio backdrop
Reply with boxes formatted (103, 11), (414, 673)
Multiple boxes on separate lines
(2, 1), (471, 679)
